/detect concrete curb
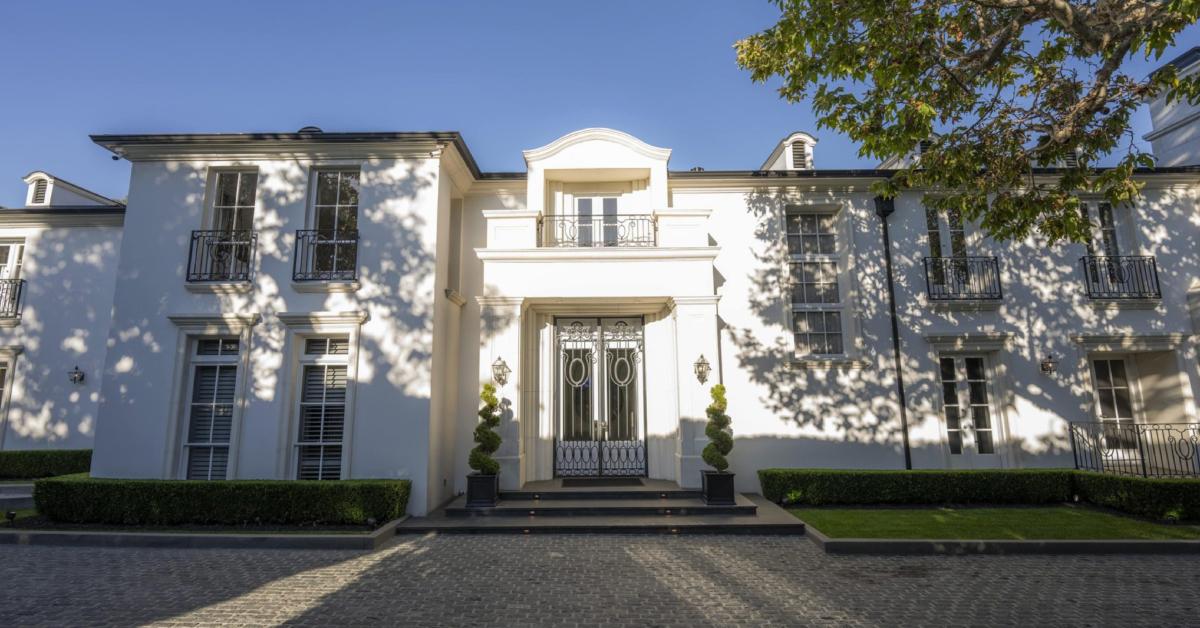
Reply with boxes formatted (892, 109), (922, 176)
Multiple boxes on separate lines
(0, 515), (408, 551)
(803, 524), (1200, 555)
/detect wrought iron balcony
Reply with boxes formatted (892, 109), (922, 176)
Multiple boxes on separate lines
(1079, 255), (1161, 299)
(187, 230), (257, 282)
(923, 256), (1002, 301)
(293, 230), (359, 282)
(1070, 421), (1200, 478)
(0, 278), (25, 318)
(538, 214), (656, 248)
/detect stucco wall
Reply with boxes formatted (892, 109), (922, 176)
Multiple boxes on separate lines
(91, 154), (444, 514)
(0, 223), (122, 450)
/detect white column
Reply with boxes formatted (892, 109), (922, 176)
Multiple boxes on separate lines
(671, 296), (721, 488)
(476, 296), (525, 489)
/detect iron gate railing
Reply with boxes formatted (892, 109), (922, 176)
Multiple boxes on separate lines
(0, 278), (25, 318)
(1070, 421), (1200, 477)
(293, 229), (359, 281)
(1079, 255), (1161, 299)
(923, 256), (1003, 301)
(187, 230), (258, 282)
(539, 214), (656, 248)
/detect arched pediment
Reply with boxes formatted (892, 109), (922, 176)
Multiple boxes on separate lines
(523, 128), (671, 168)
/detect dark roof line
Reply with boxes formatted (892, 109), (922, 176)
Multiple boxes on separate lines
(0, 205), (126, 216)
(90, 131), (486, 180)
(668, 165), (1200, 179)
(1156, 46), (1200, 74)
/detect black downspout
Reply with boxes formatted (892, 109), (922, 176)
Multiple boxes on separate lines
(874, 196), (913, 470)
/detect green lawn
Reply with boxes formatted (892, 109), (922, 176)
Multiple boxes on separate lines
(791, 506), (1200, 540)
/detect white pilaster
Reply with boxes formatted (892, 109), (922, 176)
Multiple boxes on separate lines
(670, 295), (721, 488)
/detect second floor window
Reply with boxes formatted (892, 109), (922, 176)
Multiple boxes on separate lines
(786, 208), (845, 356)
(925, 207), (967, 259)
(213, 171), (257, 232)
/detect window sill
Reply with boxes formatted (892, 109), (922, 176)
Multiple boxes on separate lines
(790, 357), (870, 369)
(1088, 298), (1161, 311)
(928, 299), (1002, 312)
(291, 280), (360, 294)
(0, 316), (20, 328)
(185, 281), (253, 295)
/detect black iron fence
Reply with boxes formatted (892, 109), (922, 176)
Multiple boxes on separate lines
(293, 230), (359, 281)
(923, 256), (1003, 301)
(1079, 255), (1161, 299)
(1070, 421), (1200, 477)
(187, 230), (258, 282)
(539, 214), (656, 248)
(0, 278), (24, 318)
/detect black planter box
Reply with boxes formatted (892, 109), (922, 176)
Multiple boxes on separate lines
(466, 473), (499, 507)
(701, 470), (736, 505)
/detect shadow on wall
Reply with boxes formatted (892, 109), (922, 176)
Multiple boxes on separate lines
(99, 158), (516, 469)
(2, 226), (120, 447)
(724, 187), (1199, 464)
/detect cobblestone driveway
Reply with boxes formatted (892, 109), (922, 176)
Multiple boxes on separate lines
(1, 533), (1196, 626)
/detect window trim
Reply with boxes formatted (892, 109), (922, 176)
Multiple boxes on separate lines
(164, 314), (259, 480)
(276, 311), (366, 480)
(1084, 354), (1146, 441)
(783, 202), (856, 360)
(935, 354), (999, 457)
(306, 167), (362, 231)
(1079, 198), (1139, 256)
(0, 345), (24, 451)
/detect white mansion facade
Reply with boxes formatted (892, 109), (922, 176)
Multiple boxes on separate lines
(0, 53), (1198, 516)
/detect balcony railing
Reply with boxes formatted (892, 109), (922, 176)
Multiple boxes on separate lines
(0, 278), (25, 318)
(538, 214), (656, 248)
(187, 230), (257, 282)
(293, 230), (359, 282)
(1070, 421), (1200, 478)
(1079, 255), (1161, 299)
(923, 256), (1003, 301)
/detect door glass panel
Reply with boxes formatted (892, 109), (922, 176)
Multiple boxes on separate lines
(939, 358), (964, 455)
(576, 198), (593, 247)
(602, 198), (619, 247)
(555, 318), (645, 477)
(1092, 358), (1136, 449)
(940, 356), (996, 456)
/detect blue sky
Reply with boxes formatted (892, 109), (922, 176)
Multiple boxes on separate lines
(1, 1), (1197, 205)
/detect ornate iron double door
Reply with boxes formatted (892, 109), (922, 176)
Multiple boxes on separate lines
(554, 317), (647, 477)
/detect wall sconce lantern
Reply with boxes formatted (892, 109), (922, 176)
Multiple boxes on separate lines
(67, 366), (85, 385)
(491, 357), (511, 386)
(1040, 354), (1058, 375)
(694, 354), (711, 384)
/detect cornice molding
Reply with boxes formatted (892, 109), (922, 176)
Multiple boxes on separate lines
(523, 128), (671, 164)
(923, 332), (1013, 352)
(475, 296), (525, 307)
(167, 313), (262, 331)
(1070, 333), (1190, 352)
(474, 246), (720, 263)
(277, 311), (370, 327)
(481, 209), (540, 219)
(0, 210), (124, 229)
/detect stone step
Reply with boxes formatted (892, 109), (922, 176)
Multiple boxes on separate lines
(0, 483), (34, 496)
(499, 489), (702, 501)
(446, 495), (756, 518)
(397, 494), (804, 535)
(0, 494), (34, 510)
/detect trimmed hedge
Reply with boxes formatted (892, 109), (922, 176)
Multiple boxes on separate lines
(0, 449), (92, 480)
(34, 474), (410, 526)
(758, 468), (1077, 506)
(1074, 471), (1200, 522)
(759, 468), (1200, 522)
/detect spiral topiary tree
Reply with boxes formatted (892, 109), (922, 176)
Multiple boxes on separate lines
(469, 383), (502, 475)
(701, 384), (733, 472)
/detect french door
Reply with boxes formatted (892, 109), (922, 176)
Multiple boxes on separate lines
(938, 355), (1002, 467)
(554, 317), (647, 477)
(1091, 358), (1138, 450)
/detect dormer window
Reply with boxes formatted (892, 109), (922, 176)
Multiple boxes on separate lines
(918, 139), (933, 155)
(30, 179), (48, 205)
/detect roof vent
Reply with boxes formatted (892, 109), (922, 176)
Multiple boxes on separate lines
(690, 166), (705, 172)
(31, 179), (48, 205)
(918, 139), (933, 154)
(297, 126), (324, 134)
(1063, 152), (1079, 168)
(790, 142), (809, 169)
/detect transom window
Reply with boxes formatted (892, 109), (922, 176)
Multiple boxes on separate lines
(295, 335), (351, 480)
(212, 171), (257, 232)
(787, 208), (845, 357)
(183, 337), (241, 480)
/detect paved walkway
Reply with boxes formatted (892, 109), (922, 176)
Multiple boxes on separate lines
(1, 534), (1195, 626)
